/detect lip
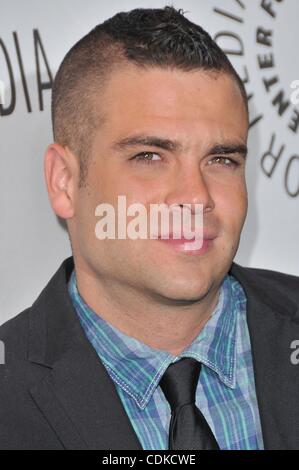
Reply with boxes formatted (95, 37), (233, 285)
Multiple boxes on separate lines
(157, 236), (216, 255)
(157, 230), (217, 240)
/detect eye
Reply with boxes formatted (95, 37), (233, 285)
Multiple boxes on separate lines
(208, 156), (240, 167)
(131, 151), (162, 164)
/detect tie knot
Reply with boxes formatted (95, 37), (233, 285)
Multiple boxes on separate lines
(159, 357), (202, 411)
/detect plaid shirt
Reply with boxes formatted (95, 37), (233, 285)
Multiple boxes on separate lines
(68, 269), (264, 450)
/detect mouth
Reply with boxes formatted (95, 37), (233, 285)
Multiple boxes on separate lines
(156, 234), (216, 255)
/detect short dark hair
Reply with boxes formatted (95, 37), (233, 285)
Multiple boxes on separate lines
(52, 5), (248, 187)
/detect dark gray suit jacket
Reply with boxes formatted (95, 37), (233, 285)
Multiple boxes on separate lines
(0, 256), (299, 449)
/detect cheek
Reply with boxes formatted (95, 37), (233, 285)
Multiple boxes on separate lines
(76, 195), (98, 246)
(99, 167), (152, 203)
(213, 182), (248, 229)
(116, 172), (161, 206)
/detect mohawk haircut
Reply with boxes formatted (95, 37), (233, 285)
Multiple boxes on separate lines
(52, 5), (248, 187)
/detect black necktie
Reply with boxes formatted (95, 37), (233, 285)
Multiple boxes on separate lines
(159, 357), (220, 450)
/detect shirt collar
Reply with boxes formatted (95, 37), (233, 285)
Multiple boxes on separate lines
(68, 270), (238, 410)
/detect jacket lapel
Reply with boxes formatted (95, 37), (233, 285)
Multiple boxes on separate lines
(28, 256), (143, 450)
(230, 263), (299, 449)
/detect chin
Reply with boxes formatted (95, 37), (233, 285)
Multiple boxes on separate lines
(156, 278), (212, 304)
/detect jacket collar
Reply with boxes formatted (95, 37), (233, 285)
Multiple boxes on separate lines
(28, 256), (299, 449)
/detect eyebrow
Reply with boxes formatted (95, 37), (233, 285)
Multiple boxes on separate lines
(112, 134), (183, 152)
(111, 134), (248, 159)
(209, 144), (248, 159)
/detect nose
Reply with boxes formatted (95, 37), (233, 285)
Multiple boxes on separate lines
(164, 163), (215, 215)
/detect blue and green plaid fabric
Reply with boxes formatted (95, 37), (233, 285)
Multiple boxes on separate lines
(68, 269), (264, 450)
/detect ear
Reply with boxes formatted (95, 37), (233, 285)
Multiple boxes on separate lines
(44, 143), (78, 219)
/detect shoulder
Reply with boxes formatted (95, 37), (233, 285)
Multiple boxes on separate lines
(238, 264), (299, 283)
(0, 304), (47, 389)
(0, 307), (31, 361)
(0, 308), (62, 448)
(229, 262), (299, 303)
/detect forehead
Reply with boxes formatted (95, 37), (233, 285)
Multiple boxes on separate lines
(96, 64), (248, 146)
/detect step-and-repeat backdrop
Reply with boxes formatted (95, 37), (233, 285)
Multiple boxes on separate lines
(1, 0), (298, 324)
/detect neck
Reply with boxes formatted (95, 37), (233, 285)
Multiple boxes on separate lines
(73, 263), (221, 357)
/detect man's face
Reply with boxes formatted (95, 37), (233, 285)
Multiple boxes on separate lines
(71, 64), (248, 303)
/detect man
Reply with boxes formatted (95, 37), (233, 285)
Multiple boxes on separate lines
(0, 6), (298, 450)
